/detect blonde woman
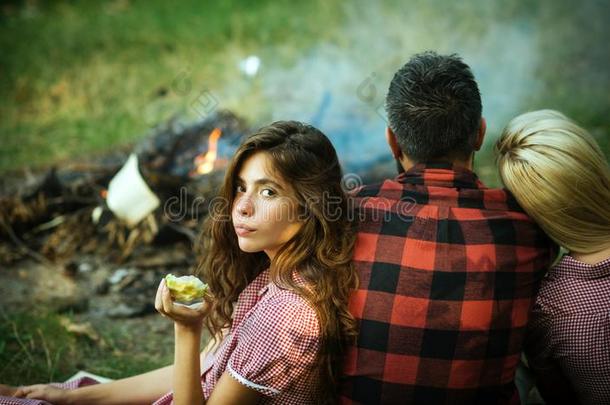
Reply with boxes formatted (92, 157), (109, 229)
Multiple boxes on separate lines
(495, 109), (610, 405)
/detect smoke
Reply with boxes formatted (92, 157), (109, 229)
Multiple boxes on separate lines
(215, 1), (607, 178)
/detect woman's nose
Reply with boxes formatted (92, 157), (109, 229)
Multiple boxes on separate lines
(235, 195), (254, 217)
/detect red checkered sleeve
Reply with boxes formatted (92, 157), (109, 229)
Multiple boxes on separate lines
(227, 291), (321, 397)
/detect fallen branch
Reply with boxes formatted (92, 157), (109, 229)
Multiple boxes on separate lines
(0, 216), (54, 266)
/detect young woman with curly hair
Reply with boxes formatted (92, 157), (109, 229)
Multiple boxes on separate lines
(4, 121), (357, 405)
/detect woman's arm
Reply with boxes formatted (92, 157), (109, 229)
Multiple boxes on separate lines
(206, 372), (263, 404)
(156, 280), (263, 405)
(173, 324), (205, 405)
(173, 325), (262, 405)
(156, 279), (207, 405)
(15, 364), (174, 405)
(14, 337), (219, 405)
(68, 365), (174, 405)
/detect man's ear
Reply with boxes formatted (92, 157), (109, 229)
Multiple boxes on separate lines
(386, 127), (403, 160)
(474, 117), (487, 151)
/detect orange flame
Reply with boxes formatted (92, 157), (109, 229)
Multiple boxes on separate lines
(193, 128), (222, 175)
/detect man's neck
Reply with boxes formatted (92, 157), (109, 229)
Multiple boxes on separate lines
(398, 154), (474, 172)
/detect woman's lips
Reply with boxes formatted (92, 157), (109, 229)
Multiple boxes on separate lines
(234, 224), (255, 237)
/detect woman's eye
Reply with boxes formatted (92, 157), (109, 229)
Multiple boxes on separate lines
(261, 188), (276, 197)
(236, 185), (246, 193)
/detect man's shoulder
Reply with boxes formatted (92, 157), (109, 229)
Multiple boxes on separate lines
(351, 177), (555, 253)
(353, 177), (527, 214)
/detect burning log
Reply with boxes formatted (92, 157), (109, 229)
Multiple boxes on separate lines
(0, 110), (249, 265)
(191, 127), (222, 176)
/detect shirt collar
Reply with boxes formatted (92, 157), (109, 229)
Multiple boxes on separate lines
(396, 161), (485, 190)
(551, 254), (610, 280)
(257, 269), (309, 297)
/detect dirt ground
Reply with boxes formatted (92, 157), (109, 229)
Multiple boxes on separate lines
(0, 247), (207, 381)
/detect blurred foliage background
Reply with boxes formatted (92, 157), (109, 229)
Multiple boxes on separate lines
(1, 0), (609, 184)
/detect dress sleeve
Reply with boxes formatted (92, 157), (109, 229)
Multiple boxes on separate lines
(226, 293), (321, 397)
(524, 306), (554, 371)
(524, 305), (580, 403)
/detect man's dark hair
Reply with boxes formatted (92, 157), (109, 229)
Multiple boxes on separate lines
(385, 51), (482, 162)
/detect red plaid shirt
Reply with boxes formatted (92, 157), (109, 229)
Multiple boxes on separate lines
(340, 163), (556, 405)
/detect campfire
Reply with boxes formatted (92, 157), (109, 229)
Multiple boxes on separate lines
(0, 110), (248, 267)
(192, 127), (223, 176)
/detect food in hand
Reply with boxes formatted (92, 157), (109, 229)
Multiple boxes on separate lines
(164, 274), (208, 302)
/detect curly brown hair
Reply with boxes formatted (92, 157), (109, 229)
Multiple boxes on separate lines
(196, 121), (357, 401)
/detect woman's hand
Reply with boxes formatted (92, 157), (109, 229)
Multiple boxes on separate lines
(154, 279), (207, 331)
(13, 384), (70, 403)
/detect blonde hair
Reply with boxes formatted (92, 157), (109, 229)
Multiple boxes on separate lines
(495, 109), (610, 254)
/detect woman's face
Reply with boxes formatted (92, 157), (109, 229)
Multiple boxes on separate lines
(231, 151), (303, 259)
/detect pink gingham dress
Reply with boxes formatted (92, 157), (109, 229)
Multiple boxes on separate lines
(524, 255), (610, 404)
(154, 268), (322, 404)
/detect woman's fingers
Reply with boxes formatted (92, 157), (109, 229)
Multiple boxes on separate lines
(14, 385), (33, 398)
(169, 302), (202, 320)
(0, 384), (20, 397)
(161, 281), (174, 314)
(21, 385), (43, 399)
(154, 278), (207, 325)
(154, 279), (166, 316)
(18, 384), (66, 402)
(156, 279), (191, 320)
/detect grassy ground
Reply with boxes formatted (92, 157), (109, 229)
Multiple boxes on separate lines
(0, 309), (174, 385)
(0, 310), (80, 385)
(0, 0), (346, 173)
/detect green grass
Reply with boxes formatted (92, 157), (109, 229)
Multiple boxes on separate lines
(1, 0), (608, 175)
(0, 310), (79, 385)
(0, 309), (174, 385)
(0, 0), (347, 173)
